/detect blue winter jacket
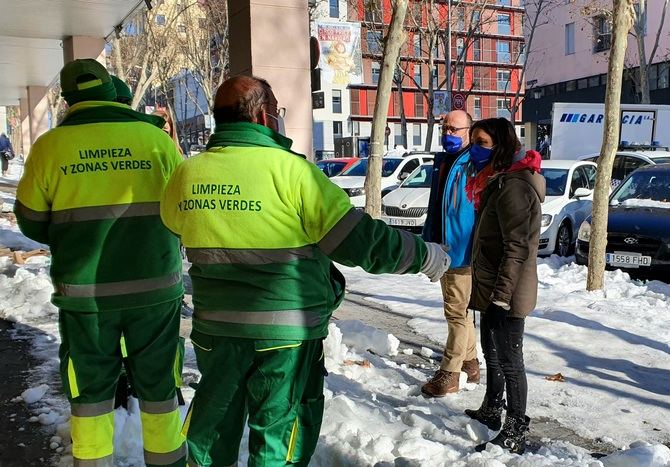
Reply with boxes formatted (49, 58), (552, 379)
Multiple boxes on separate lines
(422, 147), (476, 269)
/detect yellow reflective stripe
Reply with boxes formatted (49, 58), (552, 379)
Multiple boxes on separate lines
(285, 417), (299, 462)
(77, 79), (103, 90)
(68, 357), (80, 398)
(174, 337), (184, 387)
(120, 336), (128, 358)
(255, 343), (302, 352)
(181, 403), (193, 437)
(140, 408), (185, 454)
(71, 412), (114, 460)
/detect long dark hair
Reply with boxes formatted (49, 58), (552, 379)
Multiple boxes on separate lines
(469, 118), (520, 171)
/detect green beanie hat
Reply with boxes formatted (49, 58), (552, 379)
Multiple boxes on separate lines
(60, 59), (117, 105)
(111, 75), (133, 105)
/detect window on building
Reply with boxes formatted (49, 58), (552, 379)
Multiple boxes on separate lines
(329, 0), (339, 18)
(364, 0), (382, 23)
(413, 34), (422, 57)
(333, 121), (343, 139)
(372, 62), (381, 84)
(413, 124), (422, 147)
(566, 80), (576, 92)
(497, 69), (510, 91)
(497, 41), (511, 63)
(414, 64), (422, 86)
(473, 67), (481, 89)
(456, 65), (464, 88)
(456, 38), (464, 58)
(351, 89), (360, 114)
(414, 93), (424, 117)
(474, 97), (482, 120)
(473, 39), (481, 61)
(649, 64), (658, 91)
(565, 22), (575, 55)
(577, 78), (588, 89)
(593, 15), (612, 53)
(156, 14), (166, 25)
(367, 31), (382, 54)
(633, 3), (647, 36)
(458, 8), (466, 31)
(497, 98), (511, 119)
(588, 76), (600, 87)
(472, 11), (481, 32)
(497, 0), (511, 5)
(659, 63), (670, 89)
(498, 14), (511, 35)
(394, 123), (403, 147)
(432, 67), (438, 88)
(332, 90), (342, 113)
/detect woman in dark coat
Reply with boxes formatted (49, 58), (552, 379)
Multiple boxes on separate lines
(464, 118), (545, 454)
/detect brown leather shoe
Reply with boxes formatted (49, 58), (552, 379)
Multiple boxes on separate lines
(421, 370), (459, 397)
(462, 358), (481, 384)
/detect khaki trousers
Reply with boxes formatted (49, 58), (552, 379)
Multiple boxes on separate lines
(439, 267), (477, 372)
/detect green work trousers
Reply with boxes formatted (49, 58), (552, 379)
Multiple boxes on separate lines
(58, 298), (186, 467)
(185, 331), (326, 467)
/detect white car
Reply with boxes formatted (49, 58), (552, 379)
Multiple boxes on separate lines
(330, 154), (433, 208)
(381, 163), (433, 232)
(539, 160), (598, 256)
(580, 147), (670, 186)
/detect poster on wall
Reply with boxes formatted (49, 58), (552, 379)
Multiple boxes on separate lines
(317, 22), (363, 86)
(432, 91), (451, 117)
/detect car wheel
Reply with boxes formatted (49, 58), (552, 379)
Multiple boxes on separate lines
(555, 222), (572, 257)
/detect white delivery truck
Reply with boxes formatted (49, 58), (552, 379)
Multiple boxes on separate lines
(549, 102), (670, 159)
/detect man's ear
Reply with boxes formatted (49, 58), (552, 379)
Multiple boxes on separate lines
(255, 109), (268, 126)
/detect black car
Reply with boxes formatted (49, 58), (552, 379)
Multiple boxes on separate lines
(575, 164), (670, 280)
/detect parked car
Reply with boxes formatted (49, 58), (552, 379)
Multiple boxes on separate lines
(330, 153), (433, 208)
(380, 163), (433, 232)
(576, 164), (670, 279)
(580, 146), (670, 186)
(539, 160), (598, 256)
(315, 157), (359, 177)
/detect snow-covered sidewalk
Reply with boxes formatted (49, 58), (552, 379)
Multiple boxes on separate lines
(1, 160), (669, 465)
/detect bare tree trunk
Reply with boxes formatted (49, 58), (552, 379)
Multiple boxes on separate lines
(397, 76), (408, 148)
(365, 0), (409, 218)
(635, 0), (650, 103)
(424, 55), (436, 151)
(587, 0), (634, 291)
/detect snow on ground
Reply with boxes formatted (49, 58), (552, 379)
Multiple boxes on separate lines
(1, 176), (669, 465)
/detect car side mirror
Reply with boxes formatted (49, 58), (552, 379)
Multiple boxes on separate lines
(573, 187), (593, 199)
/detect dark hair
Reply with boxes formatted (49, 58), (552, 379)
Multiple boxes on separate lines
(469, 118), (520, 170)
(213, 76), (273, 124)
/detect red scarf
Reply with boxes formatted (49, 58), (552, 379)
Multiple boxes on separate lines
(466, 150), (542, 210)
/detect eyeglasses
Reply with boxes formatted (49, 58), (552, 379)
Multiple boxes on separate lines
(443, 125), (469, 134)
(266, 104), (286, 118)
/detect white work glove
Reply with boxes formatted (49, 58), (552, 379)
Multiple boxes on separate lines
(421, 242), (451, 282)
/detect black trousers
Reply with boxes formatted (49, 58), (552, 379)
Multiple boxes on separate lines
(480, 312), (527, 419)
(1, 154), (8, 173)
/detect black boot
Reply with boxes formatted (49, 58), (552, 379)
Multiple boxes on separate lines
(465, 397), (504, 431)
(475, 415), (530, 454)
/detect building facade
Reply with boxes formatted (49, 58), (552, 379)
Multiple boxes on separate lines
(312, 0), (525, 157)
(523, 1), (670, 140)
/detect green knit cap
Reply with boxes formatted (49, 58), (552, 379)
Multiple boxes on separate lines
(111, 75), (133, 104)
(60, 59), (117, 105)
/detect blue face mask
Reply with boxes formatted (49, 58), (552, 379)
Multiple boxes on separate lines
(441, 134), (463, 154)
(470, 144), (494, 171)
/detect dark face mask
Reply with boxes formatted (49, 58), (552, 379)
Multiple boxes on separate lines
(442, 134), (463, 154)
(470, 144), (494, 171)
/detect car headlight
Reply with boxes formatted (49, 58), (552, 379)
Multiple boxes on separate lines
(577, 221), (591, 242)
(347, 187), (365, 197)
(541, 214), (553, 228)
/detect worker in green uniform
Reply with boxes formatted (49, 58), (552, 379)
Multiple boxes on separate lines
(160, 75), (450, 467)
(15, 59), (187, 467)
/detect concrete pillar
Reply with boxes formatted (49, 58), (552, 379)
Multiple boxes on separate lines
(27, 86), (49, 150)
(228, 0), (313, 158)
(62, 36), (106, 64)
(19, 97), (31, 156)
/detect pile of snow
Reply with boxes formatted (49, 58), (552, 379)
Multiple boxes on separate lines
(0, 267), (56, 322)
(334, 319), (400, 356)
(20, 384), (49, 404)
(620, 198), (670, 209)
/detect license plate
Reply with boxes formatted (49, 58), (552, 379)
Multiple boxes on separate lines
(606, 251), (652, 268)
(387, 217), (417, 227)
